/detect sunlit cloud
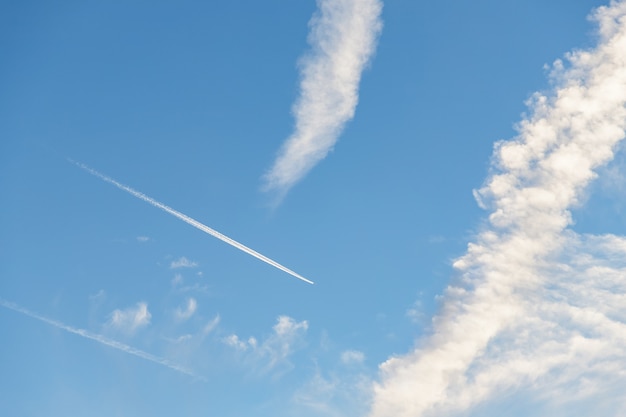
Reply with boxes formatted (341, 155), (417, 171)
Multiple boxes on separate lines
(262, 0), (383, 199)
(370, 1), (626, 416)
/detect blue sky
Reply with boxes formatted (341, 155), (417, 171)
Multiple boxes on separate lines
(2, 1), (626, 416)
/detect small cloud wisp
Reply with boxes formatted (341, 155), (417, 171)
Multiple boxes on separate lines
(107, 302), (151, 335)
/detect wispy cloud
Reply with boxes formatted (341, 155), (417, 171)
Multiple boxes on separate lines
(223, 315), (308, 372)
(136, 236), (150, 243)
(370, 2), (626, 416)
(262, 0), (383, 199)
(0, 298), (198, 378)
(72, 160), (313, 284)
(170, 256), (198, 269)
(107, 302), (151, 335)
(223, 334), (258, 351)
(202, 314), (220, 335)
(292, 366), (372, 417)
(174, 297), (197, 321)
(340, 349), (365, 365)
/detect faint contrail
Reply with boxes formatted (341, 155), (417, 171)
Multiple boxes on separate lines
(71, 160), (313, 285)
(0, 298), (200, 378)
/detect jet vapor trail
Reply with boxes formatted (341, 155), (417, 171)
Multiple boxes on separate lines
(71, 160), (313, 285)
(0, 298), (199, 378)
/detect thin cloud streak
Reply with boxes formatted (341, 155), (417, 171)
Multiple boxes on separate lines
(71, 160), (313, 285)
(0, 298), (199, 378)
(371, 1), (626, 416)
(262, 0), (383, 198)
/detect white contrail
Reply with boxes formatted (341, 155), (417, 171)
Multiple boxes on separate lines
(71, 160), (313, 285)
(262, 0), (383, 199)
(0, 298), (199, 378)
(370, 1), (626, 416)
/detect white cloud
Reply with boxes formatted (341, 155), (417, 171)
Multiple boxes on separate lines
(170, 256), (198, 269)
(202, 315), (220, 335)
(262, 0), (383, 199)
(136, 236), (150, 242)
(223, 315), (308, 372)
(223, 334), (258, 351)
(370, 2), (626, 416)
(174, 298), (197, 321)
(107, 302), (151, 335)
(341, 349), (365, 365)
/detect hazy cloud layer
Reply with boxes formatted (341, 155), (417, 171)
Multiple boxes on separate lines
(370, 2), (626, 416)
(262, 0), (383, 198)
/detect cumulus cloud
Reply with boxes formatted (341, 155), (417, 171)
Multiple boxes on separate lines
(262, 0), (383, 199)
(174, 298), (197, 321)
(370, 2), (626, 416)
(170, 256), (198, 269)
(107, 302), (151, 335)
(223, 316), (308, 372)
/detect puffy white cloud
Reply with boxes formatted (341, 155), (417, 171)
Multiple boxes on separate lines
(369, 2), (626, 416)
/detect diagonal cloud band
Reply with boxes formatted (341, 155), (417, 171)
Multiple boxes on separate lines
(71, 160), (313, 285)
(0, 298), (199, 378)
(262, 0), (383, 199)
(370, 1), (626, 416)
